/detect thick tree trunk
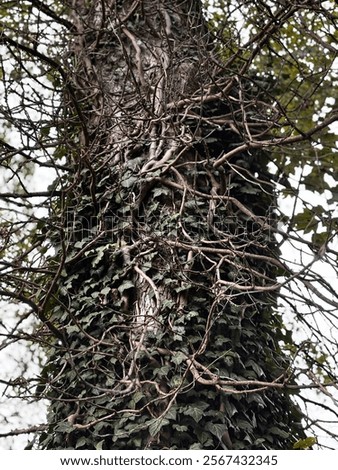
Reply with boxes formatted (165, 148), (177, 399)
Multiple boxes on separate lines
(39, 0), (305, 449)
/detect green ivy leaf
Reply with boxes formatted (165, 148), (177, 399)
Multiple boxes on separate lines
(75, 436), (88, 449)
(172, 351), (186, 366)
(121, 174), (138, 188)
(148, 418), (170, 437)
(205, 422), (229, 440)
(100, 286), (111, 295)
(95, 439), (105, 450)
(152, 187), (170, 198)
(269, 426), (290, 438)
(182, 403), (209, 423)
(173, 424), (188, 432)
(118, 280), (134, 293)
(54, 422), (73, 434)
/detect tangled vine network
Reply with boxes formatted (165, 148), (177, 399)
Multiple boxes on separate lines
(0, 0), (338, 449)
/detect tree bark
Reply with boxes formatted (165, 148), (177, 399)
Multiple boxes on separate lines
(39, 0), (306, 449)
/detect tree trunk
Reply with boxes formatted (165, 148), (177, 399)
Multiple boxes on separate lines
(39, 0), (306, 449)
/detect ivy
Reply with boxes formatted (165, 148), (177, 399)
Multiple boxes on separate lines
(2, 0), (337, 451)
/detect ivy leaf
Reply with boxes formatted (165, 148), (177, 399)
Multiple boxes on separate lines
(148, 418), (170, 437)
(162, 299), (175, 309)
(74, 240), (87, 249)
(152, 187), (170, 198)
(205, 422), (229, 440)
(173, 424), (188, 432)
(75, 436), (88, 449)
(165, 406), (177, 421)
(182, 402), (209, 423)
(92, 246), (107, 267)
(236, 419), (253, 432)
(54, 421), (73, 434)
(223, 399), (238, 418)
(118, 280), (134, 293)
(100, 286), (111, 295)
(172, 351), (186, 366)
(121, 174), (138, 188)
(95, 439), (105, 450)
(269, 426), (290, 438)
(245, 359), (264, 377)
